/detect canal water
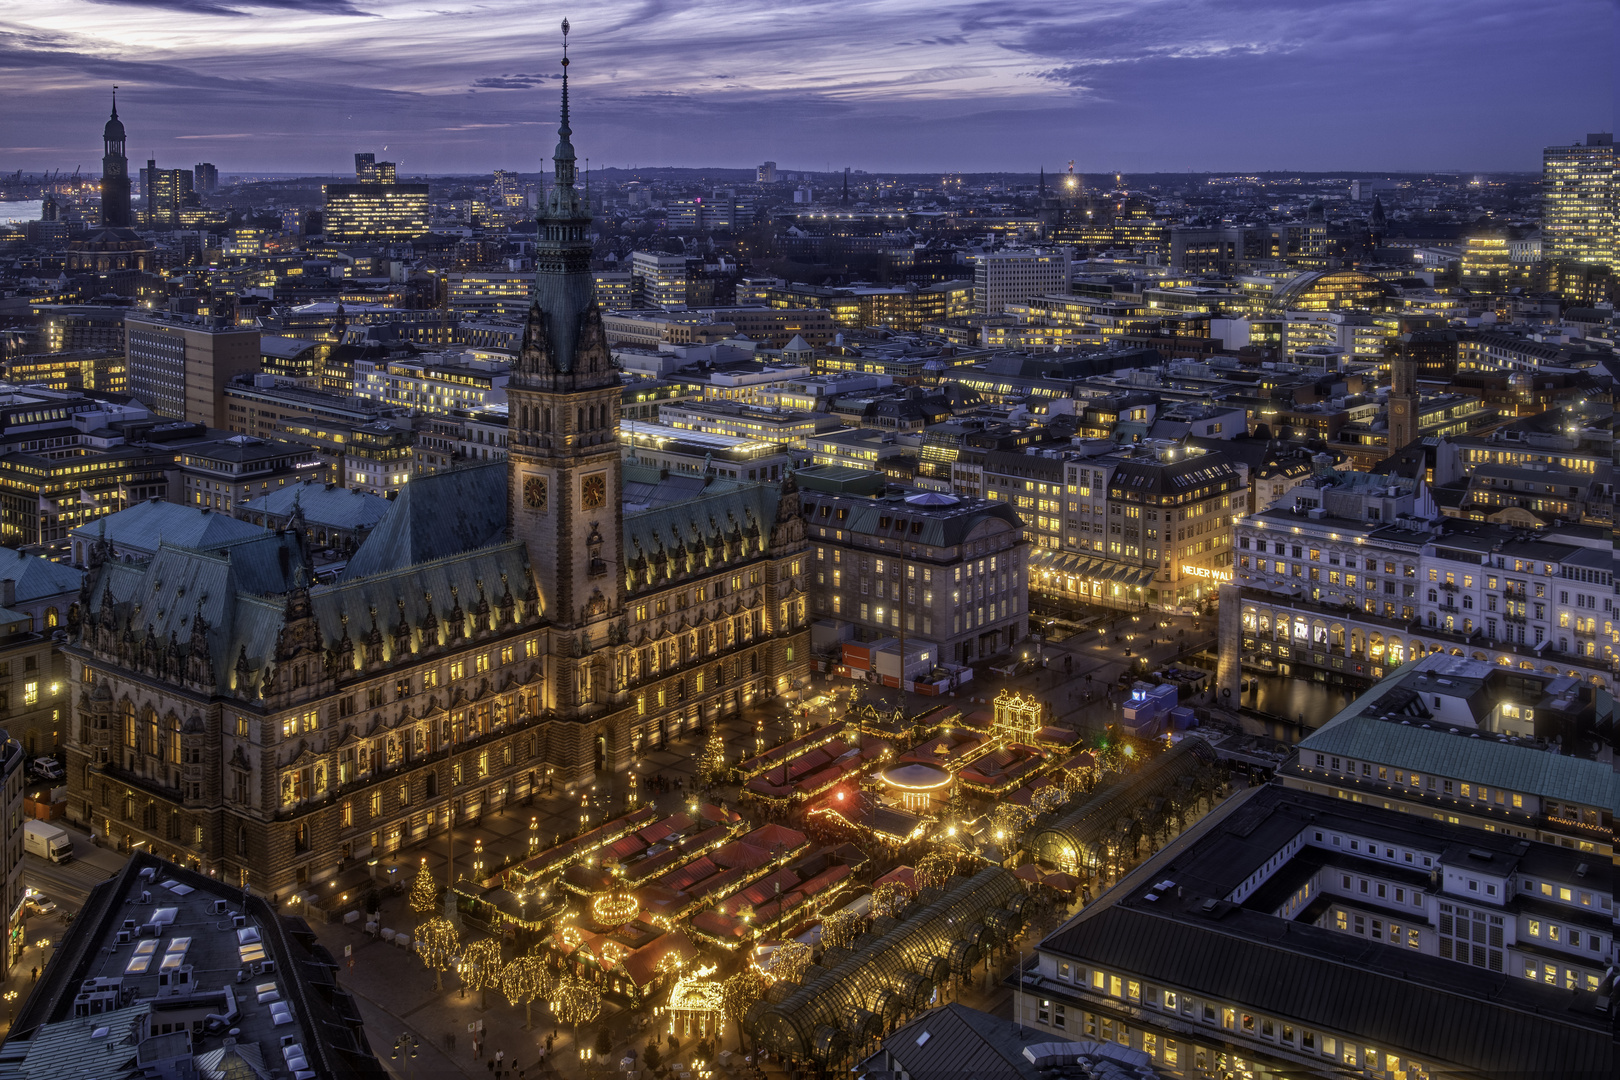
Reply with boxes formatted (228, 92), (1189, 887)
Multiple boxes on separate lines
(1239, 673), (1358, 740)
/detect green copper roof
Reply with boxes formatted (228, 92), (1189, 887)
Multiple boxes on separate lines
(1300, 713), (1619, 813)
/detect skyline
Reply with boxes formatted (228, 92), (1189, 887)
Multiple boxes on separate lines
(0, 0), (1614, 177)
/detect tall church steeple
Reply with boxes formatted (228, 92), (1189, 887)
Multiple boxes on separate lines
(101, 87), (131, 228)
(508, 19), (624, 730)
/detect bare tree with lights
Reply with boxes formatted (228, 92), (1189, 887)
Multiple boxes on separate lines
(415, 916), (460, 991)
(914, 851), (956, 891)
(720, 969), (768, 1050)
(819, 910), (863, 952)
(770, 939), (812, 984)
(500, 954), (556, 1030)
(460, 937), (504, 1010)
(552, 974), (602, 1055)
(870, 881), (910, 919)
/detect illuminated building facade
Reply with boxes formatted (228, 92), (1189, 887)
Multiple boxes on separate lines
(1008, 445), (1244, 614)
(1542, 134), (1615, 268)
(631, 251), (691, 309)
(797, 472), (1027, 665)
(323, 183), (430, 243)
(353, 354), (509, 414)
(971, 249), (1072, 315)
(139, 160), (193, 230)
(124, 311), (260, 427)
(177, 436), (322, 512)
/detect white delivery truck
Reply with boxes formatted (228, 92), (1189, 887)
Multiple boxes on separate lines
(22, 820), (71, 863)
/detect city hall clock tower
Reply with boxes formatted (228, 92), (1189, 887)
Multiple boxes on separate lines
(507, 20), (624, 725)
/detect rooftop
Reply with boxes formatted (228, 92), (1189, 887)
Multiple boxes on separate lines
(3, 852), (385, 1080)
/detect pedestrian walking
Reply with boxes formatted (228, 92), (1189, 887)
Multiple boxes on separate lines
(497, 1050), (505, 1067)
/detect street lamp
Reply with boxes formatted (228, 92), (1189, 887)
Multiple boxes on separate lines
(4, 990), (16, 1024)
(528, 816), (540, 856)
(392, 1031), (420, 1073)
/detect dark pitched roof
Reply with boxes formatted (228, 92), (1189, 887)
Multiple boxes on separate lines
(343, 461), (508, 579)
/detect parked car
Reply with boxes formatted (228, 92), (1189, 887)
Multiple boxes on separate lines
(30, 757), (63, 781)
(24, 891), (56, 916)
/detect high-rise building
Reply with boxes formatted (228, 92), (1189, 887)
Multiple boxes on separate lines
(194, 161), (218, 194)
(1542, 134), (1614, 268)
(323, 182), (429, 242)
(631, 250), (692, 309)
(124, 310), (260, 426)
(139, 159), (193, 230)
(99, 91), (131, 228)
(972, 248), (1072, 314)
(353, 151), (397, 184)
(757, 161), (777, 183)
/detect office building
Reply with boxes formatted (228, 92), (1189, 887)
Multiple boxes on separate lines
(631, 250), (692, 309)
(1543, 134), (1615, 268)
(353, 151), (397, 184)
(124, 311), (259, 427)
(1025, 783), (1615, 1080)
(798, 468), (1027, 665)
(757, 161), (777, 183)
(4, 852), (384, 1080)
(352, 353), (509, 414)
(446, 272), (535, 319)
(193, 161), (218, 194)
(61, 50), (809, 892)
(99, 93), (131, 229)
(138, 160), (193, 230)
(275, 417), (417, 495)
(972, 248), (1073, 314)
(323, 182), (429, 243)
(177, 435), (322, 512)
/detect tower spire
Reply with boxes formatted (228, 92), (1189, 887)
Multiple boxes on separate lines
(559, 18), (571, 140)
(111, 85), (118, 120)
(547, 19), (578, 200)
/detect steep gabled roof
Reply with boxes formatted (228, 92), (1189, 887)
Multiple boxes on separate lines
(343, 462), (508, 579)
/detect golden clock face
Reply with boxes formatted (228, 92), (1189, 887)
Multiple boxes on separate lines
(581, 473), (607, 509)
(523, 475), (547, 510)
(1392, 403), (1407, 415)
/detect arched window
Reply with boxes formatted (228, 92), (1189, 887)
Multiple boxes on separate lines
(166, 714), (181, 765)
(45, 607), (59, 628)
(121, 700), (136, 748)
(237, 824), (248, 856)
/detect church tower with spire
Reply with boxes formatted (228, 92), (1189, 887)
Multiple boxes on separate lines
(101, 89), (132, 228)
(507, 20), (624, 725)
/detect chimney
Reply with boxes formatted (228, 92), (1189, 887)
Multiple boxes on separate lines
(0, 579), (15, 609)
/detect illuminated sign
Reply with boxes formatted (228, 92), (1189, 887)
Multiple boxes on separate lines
(1181, 565), (1233, 582)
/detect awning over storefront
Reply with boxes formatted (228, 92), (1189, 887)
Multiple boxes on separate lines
(1029, 548), (1156, 589)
